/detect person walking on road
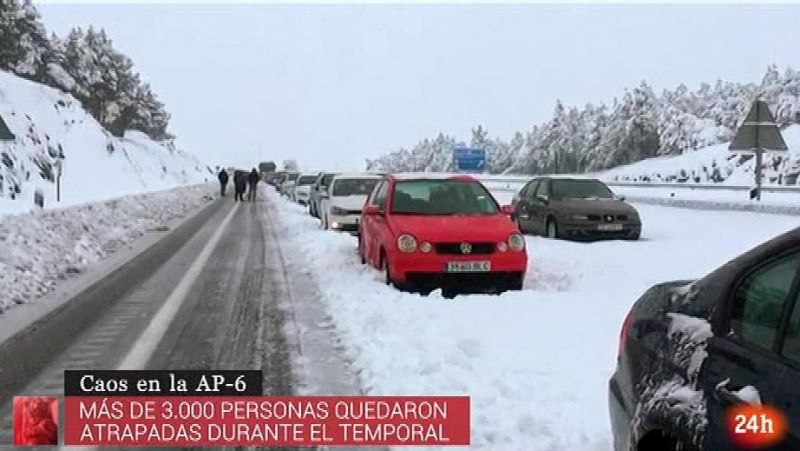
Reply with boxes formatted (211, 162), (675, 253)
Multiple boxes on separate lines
(217, 168), (229, 197)
(233, 170), (247, 202)
(247, 168), (261, 201)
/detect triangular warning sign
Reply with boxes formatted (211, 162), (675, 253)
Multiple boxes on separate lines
(729, 100), (788, 151)
(0, 114), (14, 140)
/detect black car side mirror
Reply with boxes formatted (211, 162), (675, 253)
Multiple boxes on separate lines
(536, 194), (549, 204)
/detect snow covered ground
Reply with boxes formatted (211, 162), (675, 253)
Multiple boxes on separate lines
(601, 124), (800, 186)
(0, 183), (215, 312)
(0, 70), (211, 215)
(267, 186), (799, 450)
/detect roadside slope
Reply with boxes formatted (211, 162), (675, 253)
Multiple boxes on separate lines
(0, 69), (210, 214)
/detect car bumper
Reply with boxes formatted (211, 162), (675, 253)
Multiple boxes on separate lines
(608, 374), (632, 451)
(389, 251), (527, 286)
(560, 222), (641, 240)
(328, 214), (361, 234)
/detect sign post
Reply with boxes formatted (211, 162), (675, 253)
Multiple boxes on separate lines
(54, 159), (63, 202)
(728, 100), (788, 201)
(453, 147), (486, 173)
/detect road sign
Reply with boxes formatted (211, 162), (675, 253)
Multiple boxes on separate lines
(729, 100), (788, 201)
(453, 147), (486, 173)
(54, 159), (63, 202)
(729, 100), (788, 152)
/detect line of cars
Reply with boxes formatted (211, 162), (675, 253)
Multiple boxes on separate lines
(272, 171), (646, 295)
(269, 169), (800, 449)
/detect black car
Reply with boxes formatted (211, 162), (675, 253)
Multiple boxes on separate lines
(610, 227), (800, 450)
(512, 177), (641, 240)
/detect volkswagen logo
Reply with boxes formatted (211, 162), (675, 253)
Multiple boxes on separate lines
(604, 214), (614, 222)
(460, 242), (473, 254)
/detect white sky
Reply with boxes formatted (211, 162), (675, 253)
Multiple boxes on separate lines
(36, 2), (800, 171)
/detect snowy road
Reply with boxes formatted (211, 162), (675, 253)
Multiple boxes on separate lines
(268, 187), (800, 450)
(0, 194), (369, 450)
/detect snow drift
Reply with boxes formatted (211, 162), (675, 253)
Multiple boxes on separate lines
(0, 69), (210, 214)
(0, 183), (215, 312)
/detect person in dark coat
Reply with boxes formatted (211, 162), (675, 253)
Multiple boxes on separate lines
(233, 170), (247, 202)
(217, 168), (229, 196)
(247, 168), (261, 201)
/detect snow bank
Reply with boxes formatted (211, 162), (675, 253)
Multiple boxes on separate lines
(0, 70), (210, 215)
(0, 183), (215, 312)
(268, 185), (800, 451)
(601, 124), (800, 187)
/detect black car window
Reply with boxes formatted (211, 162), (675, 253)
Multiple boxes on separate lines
(297, 175), (317, 185)
(332, 178), (379, 196)
(551, 179), (614, 199)
(730, 251), (800, 351)
(321, 173), (336, 189)
(535, 180), (550, 198)
(523, 180), (539, 199)
(784, 300), (800, 364)
(373, 181), (388, 209)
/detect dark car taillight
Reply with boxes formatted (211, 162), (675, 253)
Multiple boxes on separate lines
(618, 309), (635, 360)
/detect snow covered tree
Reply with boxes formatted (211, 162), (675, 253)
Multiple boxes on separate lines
(373, 66), (800, 176)
(0, 0), (52, 78)
(1, 0), (174, 140)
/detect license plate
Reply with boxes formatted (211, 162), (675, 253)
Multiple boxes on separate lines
(446, 261), (491, 272)
(598, 223), (623, 231)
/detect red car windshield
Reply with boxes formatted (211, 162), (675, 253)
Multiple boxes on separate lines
(391, 180), (499, 215)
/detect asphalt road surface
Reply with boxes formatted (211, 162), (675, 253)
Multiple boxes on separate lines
(0, 191), (368, 450)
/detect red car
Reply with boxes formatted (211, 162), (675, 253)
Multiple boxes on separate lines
(358, 173), (528, 294)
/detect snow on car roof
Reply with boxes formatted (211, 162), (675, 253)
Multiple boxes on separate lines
(332, 173), (384, 180)
(530, 174), (600, 180)
(390, 172), (477, 181)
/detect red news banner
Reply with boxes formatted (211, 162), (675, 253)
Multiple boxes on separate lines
(64, 396), (470, 446)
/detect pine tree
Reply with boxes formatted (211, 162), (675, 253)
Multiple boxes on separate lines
(0, 0), (51, 77)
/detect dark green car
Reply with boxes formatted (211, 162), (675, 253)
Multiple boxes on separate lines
(512, 177), (641, 240)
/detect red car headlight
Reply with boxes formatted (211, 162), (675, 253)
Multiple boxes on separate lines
(396, 234), (417, 253)
(508, 233), (525, 251)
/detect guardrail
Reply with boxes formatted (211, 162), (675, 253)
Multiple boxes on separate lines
(472, 174), (800, 194)
(602, 181), (800, 193)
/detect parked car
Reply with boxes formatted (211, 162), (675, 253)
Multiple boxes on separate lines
(292, 173), (318, 205)
(279, 172), (299, 197)
(358, 173), (527, 295)
(308, 172), (338, 218)
(319, 174), (382, 233)
(269, 170), (288, 187)
(263, 171), (282, 186)
(609, 227), (800, 451)
(512, 176), (641, 240)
